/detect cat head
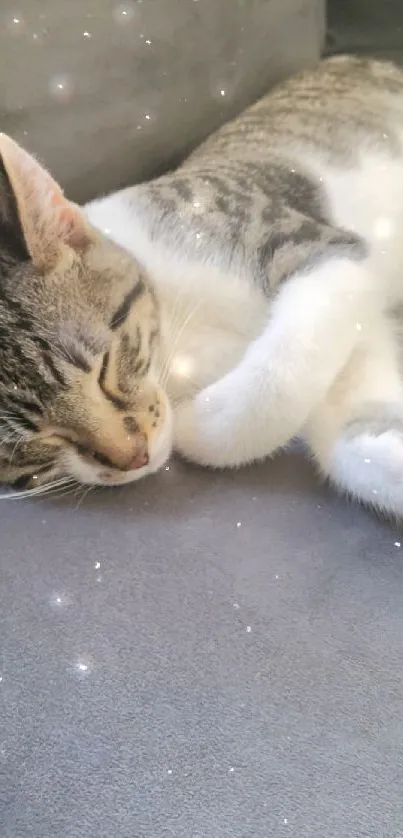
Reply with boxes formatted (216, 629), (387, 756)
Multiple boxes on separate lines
(0, 133), (173, 492)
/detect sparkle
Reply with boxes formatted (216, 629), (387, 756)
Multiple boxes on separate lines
(56, 597), (62, 604)
(372, 489), (378, 495)
(220, 89), (226, 97)
(77, 663), (88, 672)
(356, 322), (362, 331)
(83, 31), (92, 38)
(171, 354), (194, 378)
(13, 384), (18, 391)
(229, 767), (235, 772)
(32, 475), (38, 481)
(94, 561), (101, 569)
(204, 396), (210, 403)
(275, 574), (279, 580)
(382, 132), (389, 139)
(167, 769), (173, 775)
(290, 168), (296, 174)
(165, 466), (170, 471)
(246, 625), (252, 633)
(145, 114), (151, 120)
(193, 200), (202, 208)
(364, 458), (371, 464)
(284, 819), (288, 825)
(113, 2), (136, 24)
(195, 232), (202, 240)
(103, 227), (111, 235)
(145, 39), (152, 45)
(0, 676), (2, 683)
(373, 216), (394, 240)
(236, 521), (242, 528)
(8, 14), (25, 33)
(49, 74), (74, 102)
(233, 602), (240, 609)
(395, 541), (401, 547)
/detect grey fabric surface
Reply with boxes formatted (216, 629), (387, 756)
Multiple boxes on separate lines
(2, 1), (403, 837)
(0, 0), (324, 203)
(2, 455), (403, 838)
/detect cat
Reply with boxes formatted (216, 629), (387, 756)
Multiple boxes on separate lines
(2, 55), (403, 517)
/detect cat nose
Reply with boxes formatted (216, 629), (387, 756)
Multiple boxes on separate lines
(122, 444), (149, 471)
(79, 433), (149, 472)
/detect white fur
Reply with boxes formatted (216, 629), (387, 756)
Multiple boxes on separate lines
(86, 144), (403, 516)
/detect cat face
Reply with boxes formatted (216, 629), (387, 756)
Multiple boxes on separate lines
(0, 133), (172, 491)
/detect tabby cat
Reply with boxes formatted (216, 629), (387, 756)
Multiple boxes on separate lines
(2, 55), (403, 516)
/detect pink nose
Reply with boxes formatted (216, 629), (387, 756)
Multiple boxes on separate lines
(123, 447), (149, 471)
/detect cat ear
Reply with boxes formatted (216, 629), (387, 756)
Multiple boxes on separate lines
(0, 133), (93, 268)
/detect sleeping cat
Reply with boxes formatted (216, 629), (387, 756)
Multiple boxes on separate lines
(1, 55), (403, 516)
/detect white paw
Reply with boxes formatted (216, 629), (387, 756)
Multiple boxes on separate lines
(174, 384), (238, 468)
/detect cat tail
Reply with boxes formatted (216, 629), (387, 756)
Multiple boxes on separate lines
(174, 255), (379, 468)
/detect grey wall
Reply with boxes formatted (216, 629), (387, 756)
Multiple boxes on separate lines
(0, 0), (325, 202)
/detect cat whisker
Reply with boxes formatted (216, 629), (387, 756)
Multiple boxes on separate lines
(159, 300), (202, 388)
(0, 475), (76, 501)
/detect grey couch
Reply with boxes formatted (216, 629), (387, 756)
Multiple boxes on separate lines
(2, 2), (403, 837)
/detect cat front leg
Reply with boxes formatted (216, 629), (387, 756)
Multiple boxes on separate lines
(174, 258), (376, 468)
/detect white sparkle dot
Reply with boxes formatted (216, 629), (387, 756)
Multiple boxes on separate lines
(49, 74), (74, 102)
(167, 769), (173, 774)
(165, 466), (170, 471)
(77, 662), (88, 672)
(382, 132), (389, 139)
(204, 396), (210, 403)
(113, 2), (136, 24)
(0, 676), (3, 683)
(236, 521), (242, 528)
(284, 819), (288, 825)
(246, 625), (252, 633)
(395, 541), (401, 547)
(171, 354), (194, 378)
(195, 232), (202, 240)
(220, 88), (226, 97)
(56, 597), (62, 604)
(233, 602), (240, 609)
(290, 168), (296, 173)
(229, 766), (235, 772)
(193, 200), (202, 208)
(356, 322), (362, 331)
(94, 561), (101, 569)
(145, 39), (152, 45)
(83, 31), (91, 38)
(13, 384), (18, 391)
(364, 458), (371, 464)
(275, 574), (279, 580)
(372, 489), (378, 495)
(32, 475), (38, 481)
(374, 216), (394, 240)
(145, 114), (151, 120)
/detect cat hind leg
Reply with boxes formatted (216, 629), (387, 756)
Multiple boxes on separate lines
(306, 323), (403, 517)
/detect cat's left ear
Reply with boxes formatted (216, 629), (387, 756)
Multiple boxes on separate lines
(0, 133), (94, 268)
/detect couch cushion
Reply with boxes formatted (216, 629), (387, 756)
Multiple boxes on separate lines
(0, 0), (324, 201)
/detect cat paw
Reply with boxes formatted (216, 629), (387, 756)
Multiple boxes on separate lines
(174, 385), (237, 468)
